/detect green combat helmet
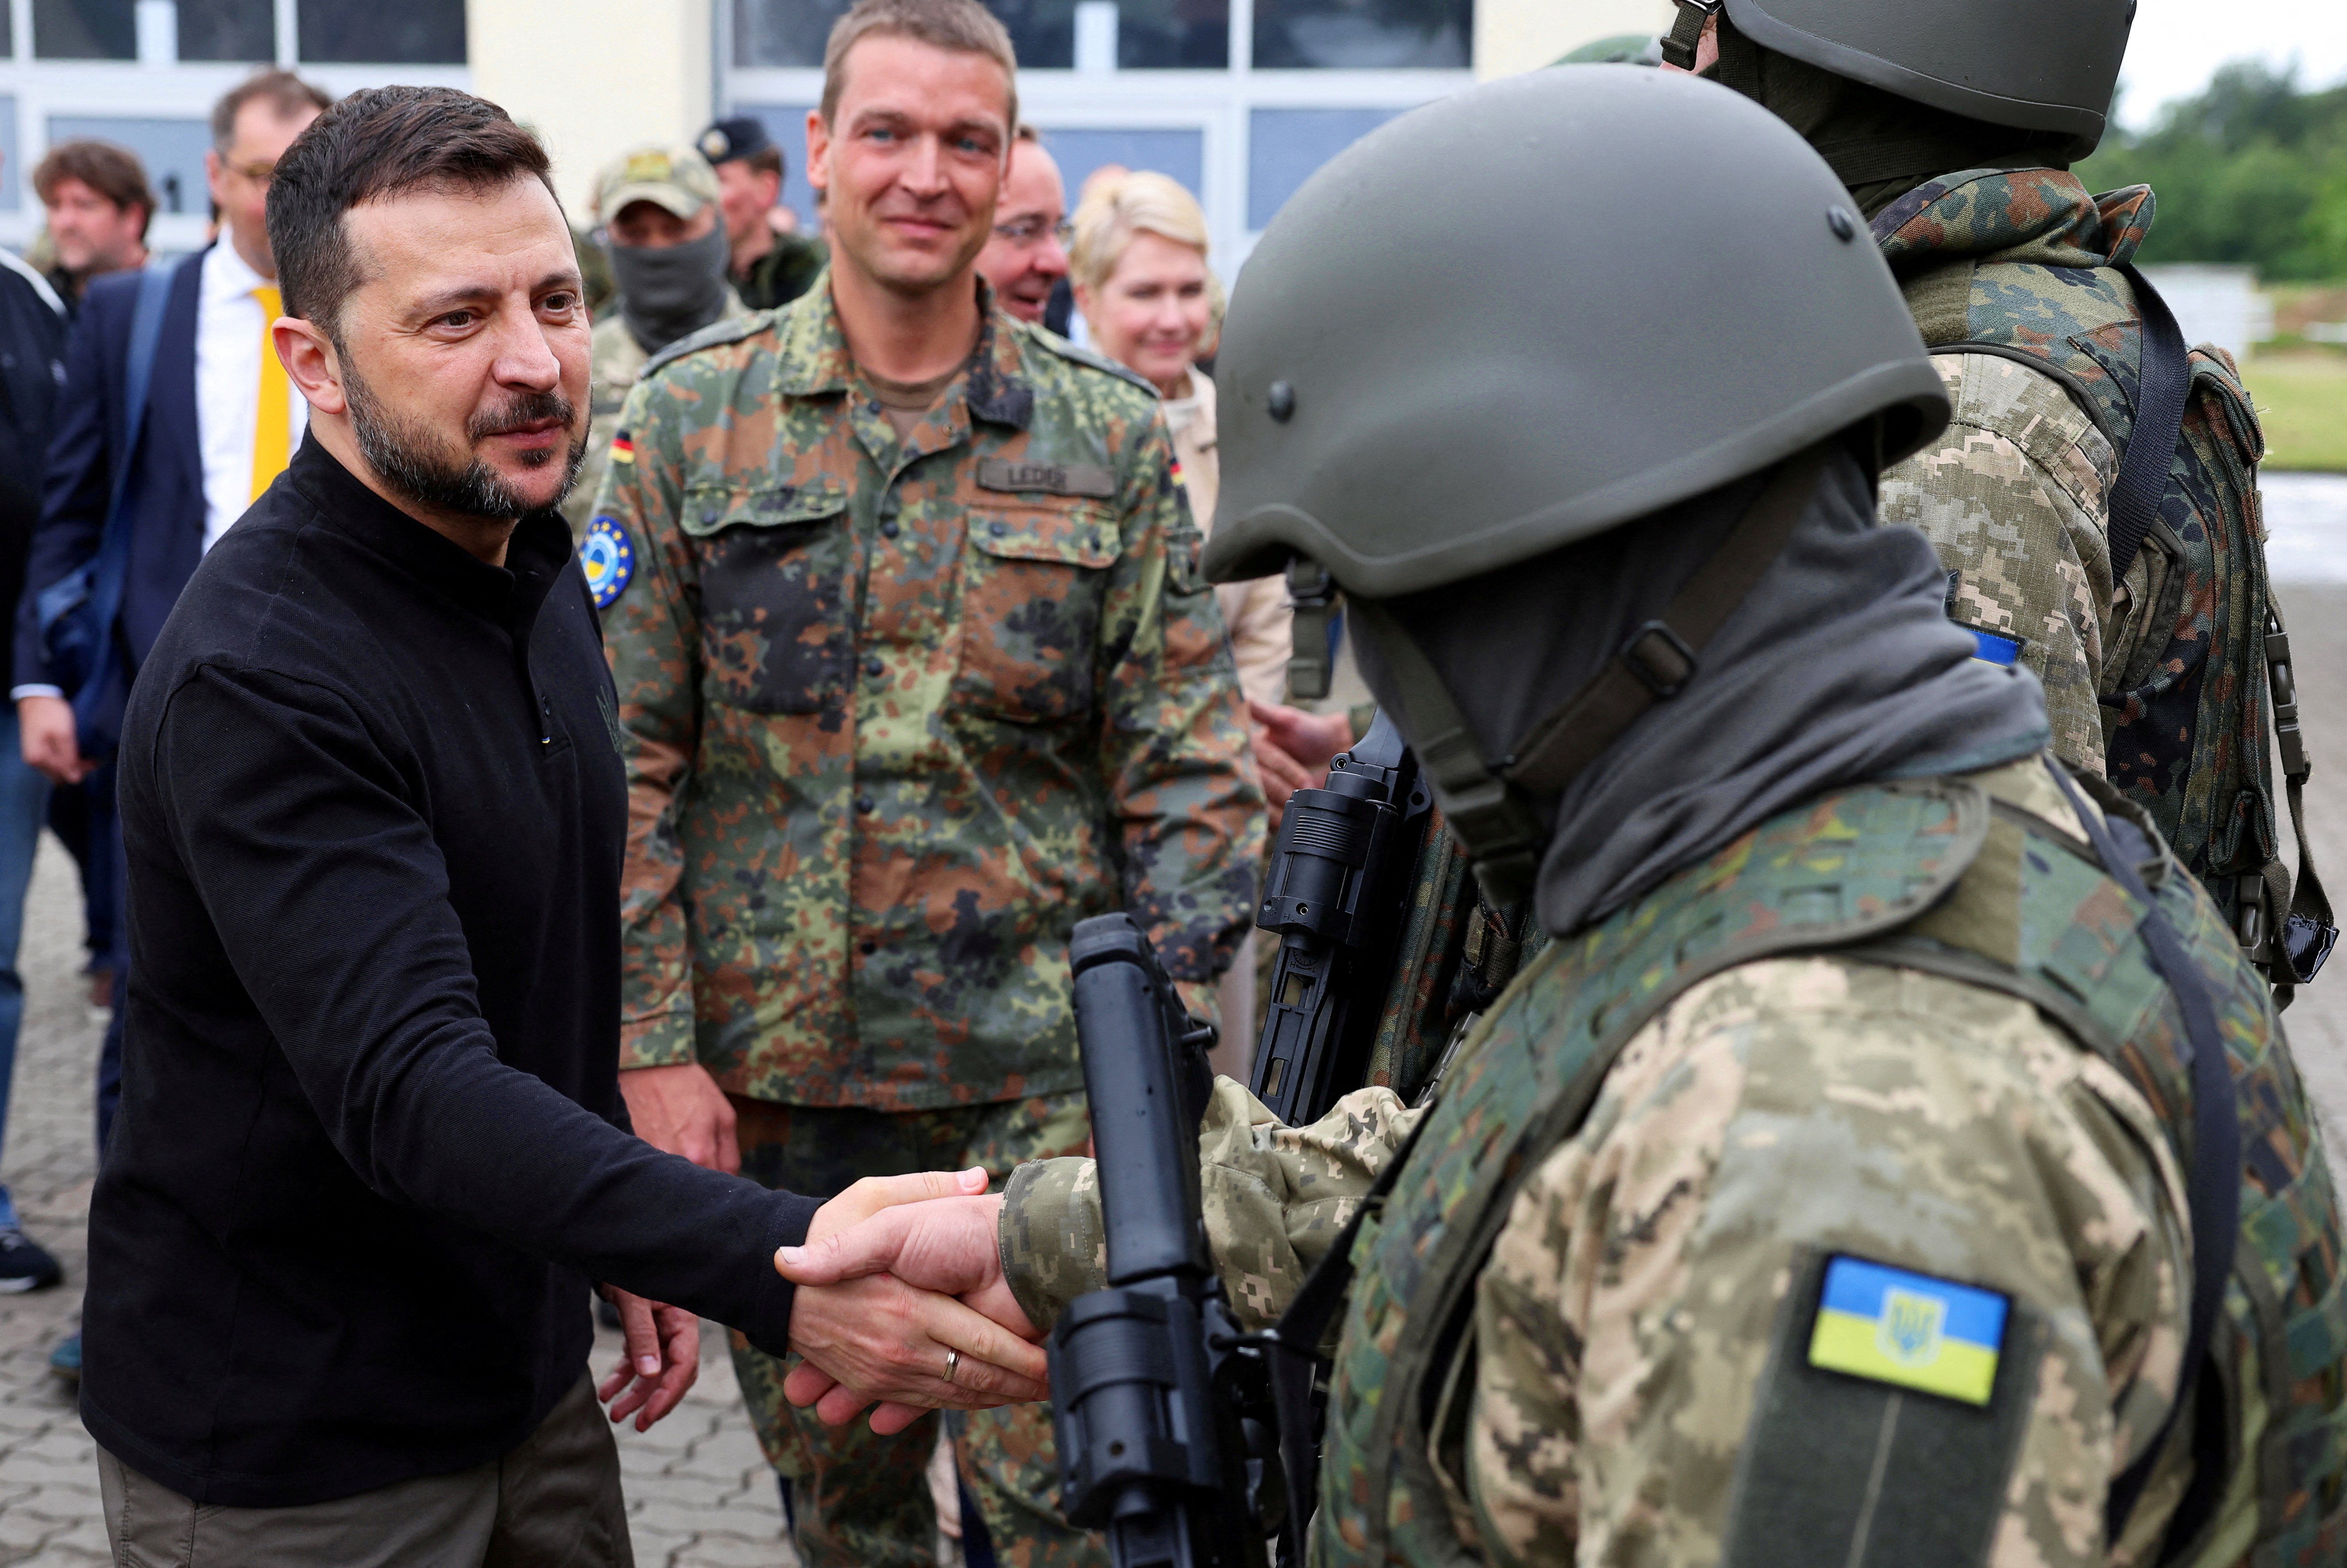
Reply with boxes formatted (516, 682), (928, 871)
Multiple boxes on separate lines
(1202, 65), (1950, 901)
(1658, 0), (2134, 158)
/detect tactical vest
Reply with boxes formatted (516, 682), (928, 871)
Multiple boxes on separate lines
(1313, 772), (2347, 1567)
(1897, 219), (2332, 995)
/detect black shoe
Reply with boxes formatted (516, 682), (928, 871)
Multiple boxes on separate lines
(0, 1227), (60, 1293)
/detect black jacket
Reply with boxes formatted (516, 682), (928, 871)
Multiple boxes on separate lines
(0, 260), (67, 685)
(85, 436), (818, 1507)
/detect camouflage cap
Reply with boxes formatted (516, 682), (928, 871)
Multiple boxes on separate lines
(594, 145), (720, 224)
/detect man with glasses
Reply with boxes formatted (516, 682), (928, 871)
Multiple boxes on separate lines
(11, 66), (331, 1381)
(973, 125), (1071, 328)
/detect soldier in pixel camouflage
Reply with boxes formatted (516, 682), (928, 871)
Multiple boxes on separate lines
(589, 0), (1260, 1563)
(779, 67), (2347, 1568)
(1663, 0), (2332, 991)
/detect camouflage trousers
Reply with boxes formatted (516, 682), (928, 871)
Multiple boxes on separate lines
(727, 1091), (1108, 1568)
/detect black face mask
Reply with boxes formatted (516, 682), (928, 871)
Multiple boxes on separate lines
(607, 223), (732, 355)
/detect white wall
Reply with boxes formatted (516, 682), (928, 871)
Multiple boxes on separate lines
(1475, 0), (1674, 78)
(466, 0), (712, 223)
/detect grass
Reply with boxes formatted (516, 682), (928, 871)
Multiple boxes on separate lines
(2243, 351), (2347, 473)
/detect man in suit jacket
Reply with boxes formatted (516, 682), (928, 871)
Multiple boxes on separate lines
(8, 69), (329, 1379)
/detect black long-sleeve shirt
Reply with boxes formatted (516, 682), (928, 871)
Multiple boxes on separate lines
(85, 435), (821, 1507)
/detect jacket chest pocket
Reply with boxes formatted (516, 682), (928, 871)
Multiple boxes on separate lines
(689, 486), (853, 716)
(954, 501), (1119, 723)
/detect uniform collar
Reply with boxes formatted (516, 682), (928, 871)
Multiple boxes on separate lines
(1870, 167), (2154, 275)
(773, 269), (1034, 432)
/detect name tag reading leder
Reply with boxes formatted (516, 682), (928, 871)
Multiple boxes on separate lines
(1808, 1255), (2009, 1406)
(976, 457), (1116, 500)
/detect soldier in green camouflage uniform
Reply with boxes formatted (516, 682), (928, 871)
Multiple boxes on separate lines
(564, 146), (746, 542)
(781, 67), (2347, 1567)
(593, 4), (1260, 1563)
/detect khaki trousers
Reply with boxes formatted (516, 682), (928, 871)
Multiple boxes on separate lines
(98, 1372), (632, 1568)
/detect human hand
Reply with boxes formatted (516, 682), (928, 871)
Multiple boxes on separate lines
(1247, 699), (1356, 827)
(18, 695), (86, 785)
(596, 1286), (700, 1431)
(778, 1192), (1031, 1431)
(619, 1062), (740, 1174)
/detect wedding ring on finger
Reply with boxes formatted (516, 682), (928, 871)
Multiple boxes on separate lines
(945, 1349), (961, 1386)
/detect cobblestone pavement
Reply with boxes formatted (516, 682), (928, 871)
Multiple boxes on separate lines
(0, 587), (2344, 1565)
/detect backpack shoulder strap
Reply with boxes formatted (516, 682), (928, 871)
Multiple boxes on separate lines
(2105, 265), (2191, 584)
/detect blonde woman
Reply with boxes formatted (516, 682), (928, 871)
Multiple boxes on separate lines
(1070, 172), (1292, 706)
(1072, 171), (1289, 1072)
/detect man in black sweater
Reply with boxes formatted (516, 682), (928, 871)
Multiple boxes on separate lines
(89, 86), (1045, 1563)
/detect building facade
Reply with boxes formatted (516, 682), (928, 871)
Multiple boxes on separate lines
(2, 0), (1668, 265)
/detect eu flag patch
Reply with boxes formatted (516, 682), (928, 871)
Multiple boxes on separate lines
(582, 515), (634, 609)
(1958, 623), (2026, 667)
(1808, 1256), (2008, 1406)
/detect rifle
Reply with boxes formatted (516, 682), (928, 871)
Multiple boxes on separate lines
(1249, 711), (1432, 1126)
(1050, 914), (1275, 1568)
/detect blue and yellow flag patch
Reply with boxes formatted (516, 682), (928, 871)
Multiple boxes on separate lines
(1959, 623), (2027, 667)
(1808, 1256), (2008, 1406)
(582, 515), (634, 610)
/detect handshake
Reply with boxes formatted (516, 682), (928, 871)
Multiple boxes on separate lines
(771, 1165), (1043, 1435)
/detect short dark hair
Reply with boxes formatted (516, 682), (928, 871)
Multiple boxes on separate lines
(212, 69), (334, 155)
(820, 0), (1017, 130)
(33, 140), (158, 238)
(268, 86), (560, 338)
(746, 145), (785, 182)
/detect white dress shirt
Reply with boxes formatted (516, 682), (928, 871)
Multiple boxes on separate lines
(196, 234), (306, 553)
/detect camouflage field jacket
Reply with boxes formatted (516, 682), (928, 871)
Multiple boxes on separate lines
(1874, 167), (2164, 775)
(595, 277), (1262, 1110)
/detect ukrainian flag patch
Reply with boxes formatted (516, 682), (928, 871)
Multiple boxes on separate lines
(1808, 1256), (2008, 1406)
(1958, 623), (2026, 667)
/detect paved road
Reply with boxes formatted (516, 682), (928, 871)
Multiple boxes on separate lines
(0, 585), (2343, 1565)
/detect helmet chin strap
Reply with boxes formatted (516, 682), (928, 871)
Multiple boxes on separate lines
(1659, 0), (1719, 71)
(1348, 446), (1828, 910)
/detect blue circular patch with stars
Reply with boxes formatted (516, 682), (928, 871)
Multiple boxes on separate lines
(582, 516), (634, 609)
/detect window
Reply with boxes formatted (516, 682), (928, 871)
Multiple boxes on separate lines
(299, 0), (465, 64)
(735, 0), (848, 68)
(0, 100), (18, 213)
(1247, 106), (1401, 227)
(734, 0), (1224, 71)
(48, 116), (211, 217)
(1254, 0), (1470, 69)
(1043, 128), (1204, 212)
(177, 0), (274, 61)
(1110, 0), (1228, 69)
(34, 0), (136, 60)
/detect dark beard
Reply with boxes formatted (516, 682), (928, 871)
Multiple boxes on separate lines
(343, 359), (587, 521)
